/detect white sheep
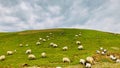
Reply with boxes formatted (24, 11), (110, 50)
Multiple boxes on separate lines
(86, 56), (95, 64)
(56, 66), (62, 68)
(110, 55), (114, 59)
(63, 57), (70, 63)
(112, 57), (117, 60)
(41, 52), (46, 58)
(75, 35), (79, 37)
(96, 50), (100, 54)
(85, 63), (92, 68)
(79, 59), (86, 64)
(25, 44), (29, 47)
(42, 39), (46, 42)
(28, 54), (36, 60)
(26, 49), (32, 54)
(103, 49), (107, 53)
(46, 36), (49, 38)
(100, 47), (103, 51)
(39, 38), (42, 41)
(36, 41), (41, 45)
(19, 44), (23, 47)
(109, 55), (117, 60)
(78, 34), (82, 36)
(62, 46), (68, 51)
(53, 44), (58, 48)
(76, 41), (81, 45)
(7, 51), (13, 55)
(50, 42), (54, 46)
(49, 33), (53, 35)
(116, 59), (120, 63)
(0, 55), (5, 61)
(78, 45), (83, 50)
(101, 51), (106, 55)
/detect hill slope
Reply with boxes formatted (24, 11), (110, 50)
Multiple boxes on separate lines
(0, 28), (120, 68)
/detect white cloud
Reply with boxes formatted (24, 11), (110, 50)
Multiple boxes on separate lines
(0, 0), (120, 33)
(31, 16), (64, 29)
(20, 2), (29, 10)
(68, 0), (120, 33)
(48, 6), (61, 15)
(86, 0), (120, 33)
(0, 16), (20, 23)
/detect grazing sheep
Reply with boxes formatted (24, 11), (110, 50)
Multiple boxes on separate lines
(103, 49), (107, 53)
(19, 44), (23, 47)
(7, 51), (13, 55)
(56, 66), (62, 68)
(75, 35), (79, 37)
(76, 41), (81, 45)
(50, 42), (54, 46)
(96, 50), (100, 54)
(109, 55), (117, 60)
(39, 38), (42, 40)
(85, 63), (92, 68)
(101, 51), (106, 55)
(78, 34), (82, 36)
(112, 57), (117, 60)
(63, 57), (70, 63)
(36, 41), (41, 45)
(49, 33), (52, 35)
(0, 55), (5, 61)
(78, 45), (83, 50)
(100, 47), (103, 51)
(62, 46), (68, 51)
(86, 57), (95, 64)
(25, 44), (29, 47)
(116, 59), (120, 63)
(79, 59), (86, 65)
(46, 36), (49, 38)
(26, 49), (32, 54)
(28, 54), (36, 60)
(110, 55), (114, 59)
(41, 52), (46, 58)
(53, 44), (58, 48)
(42, 39), (46, 42)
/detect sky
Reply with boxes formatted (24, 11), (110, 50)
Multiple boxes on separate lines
(0, 0), (120, 33)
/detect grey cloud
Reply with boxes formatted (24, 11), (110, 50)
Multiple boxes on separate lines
(0, 0), (21, 7)
(0, 0), (120, 33)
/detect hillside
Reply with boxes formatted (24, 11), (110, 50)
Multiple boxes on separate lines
(0, 28), (120, 68)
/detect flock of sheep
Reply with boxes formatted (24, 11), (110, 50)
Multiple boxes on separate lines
(0, 32), (120, 68)
(79, 46), (120, 68)
(95, 47), (120, 63)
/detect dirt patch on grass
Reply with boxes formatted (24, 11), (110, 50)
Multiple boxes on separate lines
(23, 66), (53, 68)
(92, 62), (120, 68)
(64, 62), (120, 68)
(18, 29), (63, 35)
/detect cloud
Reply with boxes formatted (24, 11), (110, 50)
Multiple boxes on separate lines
(48, 6), (61, 15)
(64, 0), (120, 33)
(0, 0), (120, 33)
(79, 0), (120, 33)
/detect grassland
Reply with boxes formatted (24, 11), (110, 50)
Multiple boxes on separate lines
(0, 28), (120, 68)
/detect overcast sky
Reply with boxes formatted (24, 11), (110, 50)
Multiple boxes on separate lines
(0, 0), (120, 33)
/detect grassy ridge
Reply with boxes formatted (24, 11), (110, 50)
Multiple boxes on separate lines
(0, 28), (120, 68)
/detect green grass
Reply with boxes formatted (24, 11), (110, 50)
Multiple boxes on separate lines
(0, 28), (120, 68)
